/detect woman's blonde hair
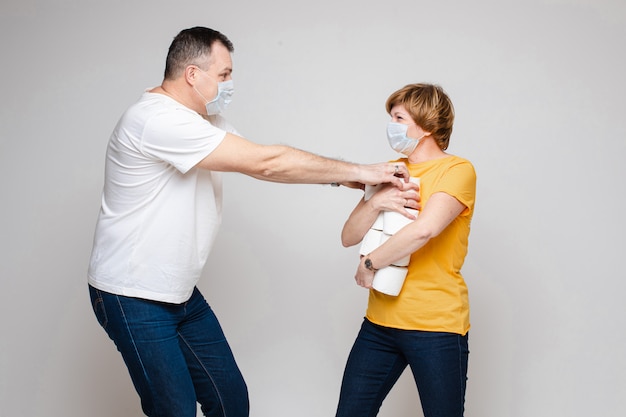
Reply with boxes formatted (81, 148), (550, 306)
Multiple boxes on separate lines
(385, 83), (455, 150)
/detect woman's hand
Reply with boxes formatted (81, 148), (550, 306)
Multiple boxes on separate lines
(368, 181), (420, 219)
(355, 256), (376, 289)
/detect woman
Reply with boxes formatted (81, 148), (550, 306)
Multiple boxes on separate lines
(336, 83), (476, 417)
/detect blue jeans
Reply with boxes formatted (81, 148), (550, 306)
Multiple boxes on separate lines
(336, 319), (468, 417)
(89, 285), (249, 417)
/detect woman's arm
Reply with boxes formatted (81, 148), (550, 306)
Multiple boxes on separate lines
(341, 183), (421, 247)
(355, 191), (466, 288)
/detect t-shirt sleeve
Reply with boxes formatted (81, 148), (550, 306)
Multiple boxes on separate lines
(433, 160), (476, 216)
(207, 114), (242, 136)
(140, 109), (227, 174)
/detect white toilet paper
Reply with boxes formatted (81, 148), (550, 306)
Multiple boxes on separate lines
(363, 185), (384, 230)
(364, 184), (381, 201)
(379, 234), (411, 267)
(359, 228), (384, 256)
(383, 208), (418, 235)
(380, 177), (420, 235)
(372, 265), (408, 296)
(371, 212), (384, 231)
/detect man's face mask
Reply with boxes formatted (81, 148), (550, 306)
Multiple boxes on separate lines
(194, 70), (234, 115)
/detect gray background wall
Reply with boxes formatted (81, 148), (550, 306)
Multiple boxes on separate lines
(1, 0), (625, 416)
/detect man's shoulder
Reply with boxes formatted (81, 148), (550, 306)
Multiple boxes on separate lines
(122, 91), (198, 126)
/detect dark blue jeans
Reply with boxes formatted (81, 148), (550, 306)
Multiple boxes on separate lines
(336, 319), (468, 417)
(89, 285), (249, 417)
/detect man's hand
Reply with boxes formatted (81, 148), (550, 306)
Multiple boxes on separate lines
(359, 162), (410, 189)
(332, 182), (366, 190)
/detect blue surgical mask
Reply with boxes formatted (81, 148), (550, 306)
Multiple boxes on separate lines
(387, 122), (423, 155)
(205, 79), (234, 115)
(194, 71), (234, 115)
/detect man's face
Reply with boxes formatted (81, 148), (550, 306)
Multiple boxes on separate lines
(206, 42), (233, 83)
(193, 42), (233, 104)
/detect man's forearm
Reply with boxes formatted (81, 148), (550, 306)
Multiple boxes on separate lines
(247, 145), (360, 184)
(198, 134), (409, 187)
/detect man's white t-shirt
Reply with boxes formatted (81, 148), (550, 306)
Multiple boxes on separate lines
(88, 91), (237, 303)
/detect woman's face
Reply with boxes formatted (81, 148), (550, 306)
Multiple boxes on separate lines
(390, 104), (428, 140)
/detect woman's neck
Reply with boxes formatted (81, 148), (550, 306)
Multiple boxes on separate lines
(407, 138), (448, 164)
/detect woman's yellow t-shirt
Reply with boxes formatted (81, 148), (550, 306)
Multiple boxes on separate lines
(366, 155), (476, 335)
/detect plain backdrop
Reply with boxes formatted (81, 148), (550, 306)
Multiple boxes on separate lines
(1, 0), (625, 416)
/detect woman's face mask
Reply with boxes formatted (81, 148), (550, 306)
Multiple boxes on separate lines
(386, 122), (424, 156)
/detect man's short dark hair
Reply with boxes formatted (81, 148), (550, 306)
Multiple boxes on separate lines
(164, 27), (234, 80)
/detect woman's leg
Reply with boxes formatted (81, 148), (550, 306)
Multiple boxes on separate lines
(402, 331), (469, 417)
(335, 319), (408, 417)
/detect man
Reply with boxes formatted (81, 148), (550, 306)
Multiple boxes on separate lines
(88, 27), (417, 417)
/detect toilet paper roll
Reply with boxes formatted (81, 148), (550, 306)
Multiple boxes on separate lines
(383, 208), (418, 235)
(380, 234), (411, 267)
(371, 212), (384, 231)
(359, 228), (383, 256)
(372, 265), (408, 296)
(364, 184), (382, 201)
(364, 185), (384, 230)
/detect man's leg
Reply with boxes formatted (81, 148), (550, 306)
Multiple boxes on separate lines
(89, 285), (198, 417)
(177, 288), (249, 417)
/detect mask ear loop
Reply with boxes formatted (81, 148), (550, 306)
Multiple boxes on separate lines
(193, 85), (211, 105)
(191, 66), (218, 105)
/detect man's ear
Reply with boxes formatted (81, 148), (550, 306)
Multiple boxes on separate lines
(185, 65), (199, 85)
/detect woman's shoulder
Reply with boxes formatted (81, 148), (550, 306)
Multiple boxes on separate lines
(408, 154), (473, 169)
(443, 154), (472, 165)
(443, 155), (476, 178)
